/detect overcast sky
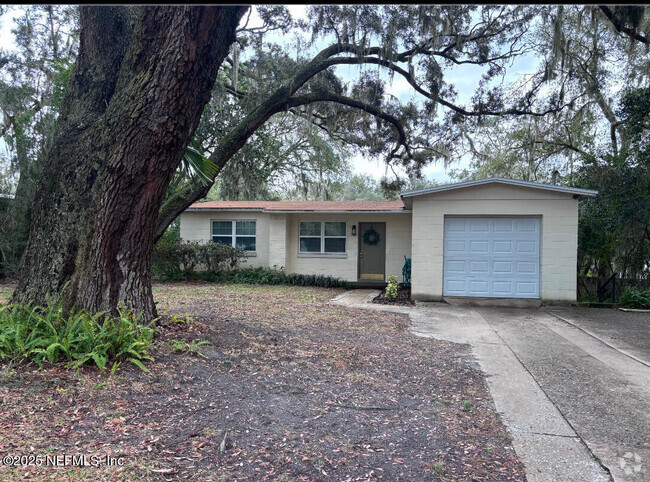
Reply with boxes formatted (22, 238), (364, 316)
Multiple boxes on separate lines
(0, 5), (541, 185)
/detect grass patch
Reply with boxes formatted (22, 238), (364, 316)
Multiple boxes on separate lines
(166, 338), (211, 358)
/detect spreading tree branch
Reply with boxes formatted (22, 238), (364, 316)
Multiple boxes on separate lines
(599, 6), (649, 45)
(156, 30), (578, 237)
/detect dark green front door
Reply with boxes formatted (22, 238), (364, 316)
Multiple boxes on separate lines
(358, 222), (386, 281)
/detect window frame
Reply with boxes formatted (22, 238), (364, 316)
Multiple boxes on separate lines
(211, 219), (257, 253)
(299, 220), (347, 255)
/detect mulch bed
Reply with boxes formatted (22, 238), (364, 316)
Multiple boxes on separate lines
(373, 286), (415, 305)
(0, 282), (525, 481)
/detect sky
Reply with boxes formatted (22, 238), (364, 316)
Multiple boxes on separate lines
(0, 5), (542, 186)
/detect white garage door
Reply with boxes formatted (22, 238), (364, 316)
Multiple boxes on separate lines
(443, 217), (540, 298)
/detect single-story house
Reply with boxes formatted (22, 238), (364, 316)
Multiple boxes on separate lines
(179, 177), (597, 303)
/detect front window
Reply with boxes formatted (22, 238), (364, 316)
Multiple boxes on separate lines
(299, 221), (346, 254)
(212, 220), (256, 252)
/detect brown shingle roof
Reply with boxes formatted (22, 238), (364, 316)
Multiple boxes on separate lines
(187, 200), (406, 212)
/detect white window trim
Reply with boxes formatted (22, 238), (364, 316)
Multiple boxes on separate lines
(211, 219), (257, 254)
(298, 221), (347, 255)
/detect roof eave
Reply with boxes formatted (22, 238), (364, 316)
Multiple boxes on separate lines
(400, 177), (598, 199)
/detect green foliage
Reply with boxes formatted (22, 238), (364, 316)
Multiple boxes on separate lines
(0, 300), (154, 370)
(329, 174), (386, 201)
(152, 226), (348, 287)
(166, 338), (211, 358)
(202, 267), (348, 288)
(168, 313), (192, 325)
(179, 143), (220, 187)
(152, 231), (245, 280)
(385, 275), (399, 300)
(328, 174), (437, 201)
(576, 87), (650, 278)
(619, 287), (650, 309)
(0, 6), (80, 278)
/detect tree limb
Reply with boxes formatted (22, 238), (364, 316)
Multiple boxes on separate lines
(154, 32), (577, 236)
(599, 6), (649, 45)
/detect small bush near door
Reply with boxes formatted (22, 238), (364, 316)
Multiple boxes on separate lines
(385, 275), (399, 300)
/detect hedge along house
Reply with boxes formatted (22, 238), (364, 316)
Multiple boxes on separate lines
(179, 177), (597, 303)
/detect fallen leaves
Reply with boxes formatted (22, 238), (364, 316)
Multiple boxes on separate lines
(0, 282), (525, 481)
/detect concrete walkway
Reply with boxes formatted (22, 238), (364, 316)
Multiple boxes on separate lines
(330, 290), (613, 481)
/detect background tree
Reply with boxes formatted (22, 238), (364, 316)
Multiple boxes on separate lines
(450, 5), (650, 278)
(575, 87), (650, 278)
(196, 110), (352, 202)
(0, 5), (79, 274)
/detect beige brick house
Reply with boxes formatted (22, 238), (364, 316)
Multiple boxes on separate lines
(180, 177), (597, 303)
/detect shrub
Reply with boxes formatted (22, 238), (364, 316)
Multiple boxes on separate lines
(385, 275), (399, 300)
(0, 300), (154, 371)
(152, 235), (245, 280)
(202, 267), (348, 288)
(619, 287), (650, 309)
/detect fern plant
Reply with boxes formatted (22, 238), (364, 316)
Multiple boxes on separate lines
(619, 287), (650, 309)
(0, 300), (154, 371)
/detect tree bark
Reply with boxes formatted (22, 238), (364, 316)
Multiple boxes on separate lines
(13, 6), (248, 322)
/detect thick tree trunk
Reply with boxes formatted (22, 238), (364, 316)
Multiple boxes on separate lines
(13, 6), (247, 322)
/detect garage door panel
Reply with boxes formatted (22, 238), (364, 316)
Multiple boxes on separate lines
(516, 240), (537, 253)
(493, 241), (513, 253)
(469, 260), (489, 273)
(445, 260), (465, 272)
(446, 218), (467, 232)
(469, 219), (489, 232)
(516, 261), (537, 275)
(447, 240), (466, 252)
(517, 218), (539, 232)
(493, 261), (513, 274)
(443, 217), (540, 298)
(493, 281), (513, 294)
(515, 282), (537, 295)
(469, 280), (489, 294)
(445, 279), (466, 293)
(470, 240), (489, 253)
(494, 219), (514, 232)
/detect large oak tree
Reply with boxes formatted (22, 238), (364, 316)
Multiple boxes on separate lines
(12, 6), (247, 320)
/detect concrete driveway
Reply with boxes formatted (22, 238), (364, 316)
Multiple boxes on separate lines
(411, 303), (650, 482)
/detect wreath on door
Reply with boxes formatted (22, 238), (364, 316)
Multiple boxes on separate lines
(363, 227), (380, 246)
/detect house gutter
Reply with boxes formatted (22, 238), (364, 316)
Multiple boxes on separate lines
(186, 208), (411, 214)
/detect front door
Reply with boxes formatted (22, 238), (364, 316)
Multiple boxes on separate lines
(358, 222), (386, 281)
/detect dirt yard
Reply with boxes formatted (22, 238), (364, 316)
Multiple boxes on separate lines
(0, 282), (524, 480)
